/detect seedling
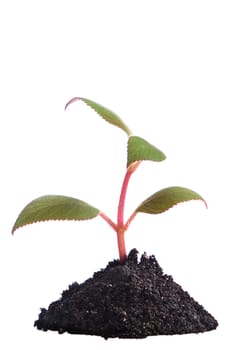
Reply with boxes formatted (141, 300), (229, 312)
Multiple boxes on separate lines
(12, 97), (207, 263)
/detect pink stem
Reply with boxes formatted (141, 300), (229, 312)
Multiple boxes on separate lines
(117, 161), (141, 228)
(100, 161), (141, 263)
(117, 171), (132, 228)
(117, 229), (127, 262)
(116, 161), (141, 262)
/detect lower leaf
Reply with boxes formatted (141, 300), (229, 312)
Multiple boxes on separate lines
(12, 195), (100, 233)
(136, 186), (207, 214)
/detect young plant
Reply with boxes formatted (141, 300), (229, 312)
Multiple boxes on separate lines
(12, 97), (207, 263)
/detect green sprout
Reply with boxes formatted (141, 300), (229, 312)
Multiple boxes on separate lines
(12, 97), (207, 263)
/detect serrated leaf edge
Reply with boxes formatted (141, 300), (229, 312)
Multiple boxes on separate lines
(141, 198), (207, 214)
(12, 215), (100, 234)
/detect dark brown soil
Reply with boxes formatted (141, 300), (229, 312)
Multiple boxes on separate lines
(34, 249), (218, 339)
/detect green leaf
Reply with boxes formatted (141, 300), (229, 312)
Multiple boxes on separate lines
(12, 195), (100, 233)
(136, 186), (207, 214)
(65, 97), (132, 136)
(127, 135), (166, 167)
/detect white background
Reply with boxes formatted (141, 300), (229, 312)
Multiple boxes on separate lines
(0, 0), (231, 348)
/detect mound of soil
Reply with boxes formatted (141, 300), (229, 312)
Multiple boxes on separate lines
(35, 249), (218, 339)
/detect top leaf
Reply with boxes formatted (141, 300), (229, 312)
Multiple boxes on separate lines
(127, 135), (166, 167)
(65, 97), (132, 136)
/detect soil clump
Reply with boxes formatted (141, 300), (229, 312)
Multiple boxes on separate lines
(35, 249), (218, 339)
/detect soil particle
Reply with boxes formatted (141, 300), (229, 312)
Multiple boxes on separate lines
(34, 249), (218, 339)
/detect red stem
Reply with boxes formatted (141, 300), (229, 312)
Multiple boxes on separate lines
(116, 161), (141, 262)
(99, 161), (141, 263)
(117, 170), (132, 228)
(117, 161), (141, 227)
(117, 228), (127, 262)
